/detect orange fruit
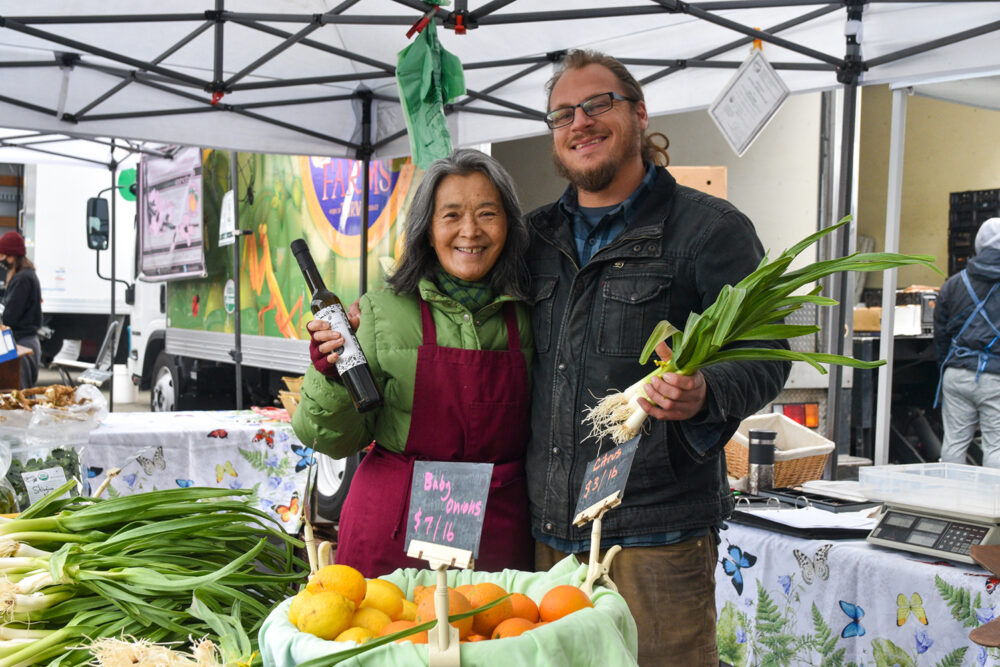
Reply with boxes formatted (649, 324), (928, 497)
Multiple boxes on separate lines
(538, 585), (594, 622)
(413, 585), (433, 605)
(470, 582), (513, 636)
(416, 588), (473, 639)
(509, 593), (539, 623)
(465, 633), (489, 642)
(455, 583), (477, 601)
(379, 619), (428, 643)
(491, 616), (534, 639)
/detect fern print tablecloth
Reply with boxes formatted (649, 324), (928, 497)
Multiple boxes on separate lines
(716, 522), (1000, 666)
(82, 410), (313, 533)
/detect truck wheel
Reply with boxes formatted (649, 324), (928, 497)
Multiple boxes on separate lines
(150, 352), (180, 412)
(314, 452), (359, 521)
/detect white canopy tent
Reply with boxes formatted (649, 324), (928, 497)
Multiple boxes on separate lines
(1, 0), (999, 446)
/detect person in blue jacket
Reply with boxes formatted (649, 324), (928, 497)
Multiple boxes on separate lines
(935, 217), (1000, 467)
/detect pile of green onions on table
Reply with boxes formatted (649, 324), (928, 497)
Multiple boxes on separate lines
(0, 479), (305, 666)
(584, 217), (941, 444)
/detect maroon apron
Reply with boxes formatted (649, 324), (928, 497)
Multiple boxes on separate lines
(335, 299), (533, 577)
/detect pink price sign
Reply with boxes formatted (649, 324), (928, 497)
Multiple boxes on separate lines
(405, 461), (493, 558)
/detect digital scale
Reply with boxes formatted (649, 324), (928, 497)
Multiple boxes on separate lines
(867, 503), (1000, 564)
(860, 463), (1000, 565)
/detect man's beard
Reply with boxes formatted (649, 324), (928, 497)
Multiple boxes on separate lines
(551, 121), (643, 194)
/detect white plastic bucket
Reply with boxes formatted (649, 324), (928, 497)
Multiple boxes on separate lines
(111, 364), (135, 404)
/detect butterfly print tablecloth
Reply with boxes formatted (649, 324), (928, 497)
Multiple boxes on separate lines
(717, 522), (1000, 666)
(83, 410), (315, 533)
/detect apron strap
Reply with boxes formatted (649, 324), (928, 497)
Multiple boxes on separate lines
(419, 298), (437, 347)
(503, 302), (520, 351)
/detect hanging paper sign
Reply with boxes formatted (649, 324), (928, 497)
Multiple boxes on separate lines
(218, 190), (236, 247)
(405, 461), (492, 558)
(574, 435), (640, 521)
(708, 49), (790, 157)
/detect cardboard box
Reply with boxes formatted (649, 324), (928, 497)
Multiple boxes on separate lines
(853, 306), (882, 332)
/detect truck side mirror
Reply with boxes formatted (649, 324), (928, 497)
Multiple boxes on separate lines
(86, 197), (109, 250)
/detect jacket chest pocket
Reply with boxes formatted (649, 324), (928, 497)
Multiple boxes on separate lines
(528, 275), (558, 354)
(598, 273), (672, 357)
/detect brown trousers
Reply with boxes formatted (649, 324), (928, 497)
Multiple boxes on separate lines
(536, 535), (719, 667)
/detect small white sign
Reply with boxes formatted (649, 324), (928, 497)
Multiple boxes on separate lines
(219, 190), (236, 247)
(22, 467), (70, 506)
(708, 50), (790, 157)
(224, 278), (236, 315)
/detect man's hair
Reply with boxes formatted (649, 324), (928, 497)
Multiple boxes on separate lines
(545, 49), (670, 167)
(387, 148), (529, 300)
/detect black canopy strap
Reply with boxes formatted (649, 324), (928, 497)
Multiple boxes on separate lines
(640, 4), (842, 85)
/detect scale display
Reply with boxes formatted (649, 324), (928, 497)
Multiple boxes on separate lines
(868, 506), (1000, 564)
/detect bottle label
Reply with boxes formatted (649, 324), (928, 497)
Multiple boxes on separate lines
(316, 303), (367, 373)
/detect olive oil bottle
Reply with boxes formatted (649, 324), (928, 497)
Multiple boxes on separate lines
(290, 239), (382, 413)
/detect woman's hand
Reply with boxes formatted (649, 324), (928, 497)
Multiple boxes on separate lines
(306, 300), (362, 376)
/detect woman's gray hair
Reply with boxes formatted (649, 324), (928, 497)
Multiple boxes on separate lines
(387, 148), (530, 300)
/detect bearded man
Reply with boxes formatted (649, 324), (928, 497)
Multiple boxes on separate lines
(524, 50), (790, 666)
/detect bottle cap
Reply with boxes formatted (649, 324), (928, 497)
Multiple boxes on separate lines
(748, 429), (777, 444)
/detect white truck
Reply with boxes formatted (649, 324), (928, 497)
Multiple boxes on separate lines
(17, 162), (139, 373)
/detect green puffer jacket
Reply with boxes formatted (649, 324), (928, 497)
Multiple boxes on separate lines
(291, 278), (533, 459)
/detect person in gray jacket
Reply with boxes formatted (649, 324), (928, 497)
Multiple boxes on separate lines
(526, 50), (790, 665)
(934, 217), (1000, 467)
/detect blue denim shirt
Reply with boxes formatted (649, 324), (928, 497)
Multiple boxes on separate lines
(562, 162), (657, 265)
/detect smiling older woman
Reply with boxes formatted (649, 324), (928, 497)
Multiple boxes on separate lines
(292, 148), (534, 577)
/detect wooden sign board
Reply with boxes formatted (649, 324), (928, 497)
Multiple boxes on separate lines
(405, 461), (493, 558)
(573, 435), (640, 523)
(669, 166), (727, 199)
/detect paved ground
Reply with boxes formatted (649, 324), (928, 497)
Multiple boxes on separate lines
(36, 367), (152, 413)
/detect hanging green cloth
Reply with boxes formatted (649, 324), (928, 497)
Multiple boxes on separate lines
(396, 15), (466, 169)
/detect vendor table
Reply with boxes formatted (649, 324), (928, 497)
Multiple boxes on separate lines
(716, 522), (1000, 666)
(83, 409), (311, 533)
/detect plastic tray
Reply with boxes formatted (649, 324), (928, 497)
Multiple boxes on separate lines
(859, 463), (1000, 520)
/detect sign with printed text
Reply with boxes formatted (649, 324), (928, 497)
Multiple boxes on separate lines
(708, 49), (789, 157)
(405, 461), (493, 558)
(21, 467), (70, 507)
(574, 435), (640, 517)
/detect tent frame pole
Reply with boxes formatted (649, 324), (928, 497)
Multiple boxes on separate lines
(230, 151), (244, 411)
(874, 89), (908, 466)
(358, 91), (373, 298)
(109, 142), (117, 411)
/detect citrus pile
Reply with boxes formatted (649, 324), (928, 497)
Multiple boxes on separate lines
(289, 564), (596, 646)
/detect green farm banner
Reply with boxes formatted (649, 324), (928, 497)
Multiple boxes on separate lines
(167, 150), (421, 340)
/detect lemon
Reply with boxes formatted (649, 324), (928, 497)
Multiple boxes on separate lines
(334, 626), (375, 644)
(351, 607), (393, 635)
(295, 591), (356, 640)
(306, 564), (367, 607)
(288, 589), (312, 627)
(399, 599), (417, 622)
(360, 578), (404, 620)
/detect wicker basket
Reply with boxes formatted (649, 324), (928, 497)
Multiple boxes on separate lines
(279, 390), (300, 419)
(725, 413), (834, 488)
(282, 376), (303, 394)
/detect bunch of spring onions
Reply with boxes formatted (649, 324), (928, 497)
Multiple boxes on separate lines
(584, 217), (941, 444)
(0, 479), (305, 666)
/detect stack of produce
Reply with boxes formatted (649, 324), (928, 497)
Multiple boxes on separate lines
(0, 480), (305, 665)
(260, 558), (638, 666)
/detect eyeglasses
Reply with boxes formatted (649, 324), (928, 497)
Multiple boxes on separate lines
(544, 91), (639, 130)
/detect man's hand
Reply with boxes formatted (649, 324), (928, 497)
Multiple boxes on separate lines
(635, 341), (707, 421)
